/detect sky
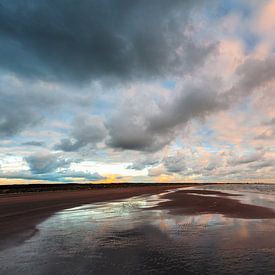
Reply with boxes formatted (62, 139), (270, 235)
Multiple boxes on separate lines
(1, 0), (275, 184)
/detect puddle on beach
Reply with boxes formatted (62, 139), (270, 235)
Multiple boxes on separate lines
(1, 184), (275, 274)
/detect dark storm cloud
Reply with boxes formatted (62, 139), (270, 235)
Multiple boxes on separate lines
(0, 0), (217, 141)
(0, 0), (213, 82)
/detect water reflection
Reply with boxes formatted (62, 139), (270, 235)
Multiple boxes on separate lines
(1, 185), (275, 274)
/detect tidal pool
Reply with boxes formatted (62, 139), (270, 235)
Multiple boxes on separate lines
(1, 184), (275, 274)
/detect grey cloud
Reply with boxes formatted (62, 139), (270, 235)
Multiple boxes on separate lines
(0, 0), (213, 83)
(248, 159), (275, 170)
(55, 115), (107, 152)
(0, 77), (61, 137)
(145, 152), (188, 176)
(22, 141), (44, 147)
(0, 89), (41, 137)
(25, 152), (72, 174)
(263, 117), (275, 126)
(0, 169), (64, 182)
(0, 0), (217, 143)
(0, 168), (105, 182)
(107, 55), (275, 152)
(106, 125), (171, 152)
(163, 155), (186, 173)
(107, 83), (225, 152)
(236, 57), (275, 93)
(205, 162), (217, 171)
(227, 56), (275, 102)
(141, 144), (273, 181)
(155, 56), (275, 148)
(0, 75), (106, 139)
(148, 88), (226, 134)
(106, 113), (174, 152)
(229, 152), (263, 166)
(255, 130), (275, 140)
(127, 158), (159, 170)
(61, 171), (106, 181)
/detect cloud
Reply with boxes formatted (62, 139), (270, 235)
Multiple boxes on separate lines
(255, 129), (275, 140)
(61, 171), (106, 181)
(0, 0), (214, 83)
(22, 141), (44, 147)
(148, 86), (226, 133)
(148, 165), (166, 177)
(0, 75), (61, 137)
(21, 151), (106, 181)
(106, 114), (173, 152)
(248, 159), (275, 170)
(255, 0), (275, 43)
(0, 73), (104, 138)
(55, 115), (107, 151)
(106, 81), (226, 152)
(25, 151), (71, 174)
(2, 1), (275, 183)
(0, 168), (106, 182)
(127, 157), (159, 170)
(229, 56), (275, 99)
(163, 154), (186, 173)
(107, 54), (275, 152)
(263, 117), (275, 126)
(228, 152), (264, 166)
(0, 88), (41, 137)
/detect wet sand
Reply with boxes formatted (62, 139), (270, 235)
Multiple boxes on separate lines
(152, 189), (275, 219)
(2, 185), (275, 250)
(0, 185), (185, 249)
(1, 184), (275, 274)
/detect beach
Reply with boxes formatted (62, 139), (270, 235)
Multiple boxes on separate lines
(0, 184), (187, 249)
(1, 184), (275, 274)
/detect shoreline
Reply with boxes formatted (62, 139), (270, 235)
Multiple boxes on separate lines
(152, 189), (275, 219)
(2, 184), (275, 251)
(0, 184), (187, 250)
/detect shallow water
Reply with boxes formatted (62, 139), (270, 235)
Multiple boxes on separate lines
(1, 185), (275, 274)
